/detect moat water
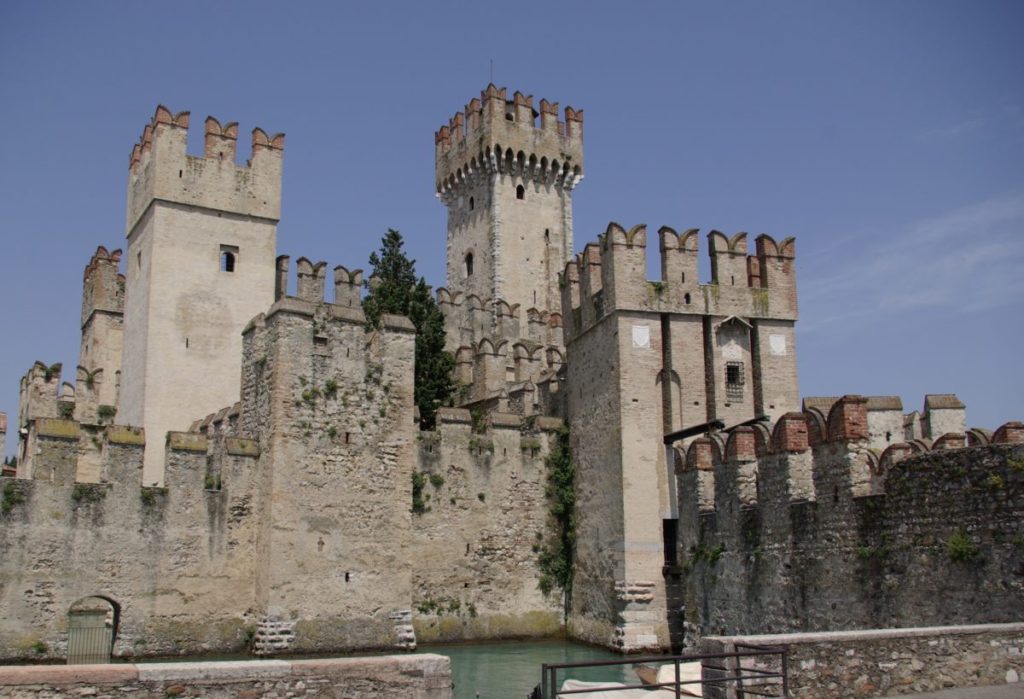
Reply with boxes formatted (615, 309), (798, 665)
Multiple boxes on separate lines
(418, 638), (632, 699)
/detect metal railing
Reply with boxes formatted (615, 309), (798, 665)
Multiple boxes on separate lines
(537, 646), (788, 698)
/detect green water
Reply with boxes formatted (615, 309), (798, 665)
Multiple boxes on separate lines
(419, 638), (633, 699)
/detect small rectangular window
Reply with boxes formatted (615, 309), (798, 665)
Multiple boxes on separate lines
(220, 244), (239, 273)
(725, 361), (744, 400)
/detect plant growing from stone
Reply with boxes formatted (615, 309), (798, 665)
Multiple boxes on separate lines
(537, 425), (576, 598)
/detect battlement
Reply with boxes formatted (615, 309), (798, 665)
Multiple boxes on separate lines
(676, 395), (1022, 510)
(126, 105), (285, 233)
(561, 223), (797, 341)
(675, 394), (1024, 636)
(81, 246), (124, 328)
(270, 255), (367, 310)
(435, 287), (563, 351)
(435, 85), (584, 196)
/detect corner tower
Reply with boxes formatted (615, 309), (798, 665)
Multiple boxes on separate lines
(435, 85), (583, 319)
(121, 106), (283, 481)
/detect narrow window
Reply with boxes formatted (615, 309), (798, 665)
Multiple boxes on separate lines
(544, 228), (550, 243)
(465, 252), (474, 277)
(469, 196), (475, 211)
(516, 184), (525, 200)
(137, 252), (142, 269)
(681, 272), (686, 283)
(220, 245), (239, 273)
(725, 361), (744, 400)
(684, 293), (691, 305)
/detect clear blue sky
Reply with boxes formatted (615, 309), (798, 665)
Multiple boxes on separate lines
(1, 1), (1022, 454)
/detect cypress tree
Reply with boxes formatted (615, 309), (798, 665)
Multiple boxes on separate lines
(363, 229), (454, 428)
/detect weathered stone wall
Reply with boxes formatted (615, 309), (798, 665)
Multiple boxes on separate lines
(0, 425), (262, 661)
(410, 409), (562, 642)
(677, 396), (1024, 638)
(701, 624), (1024, 697)
(0, 655), (452, 699)
(237, 286), (417, 653)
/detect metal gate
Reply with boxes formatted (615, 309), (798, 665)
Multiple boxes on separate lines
(67, 609), (113, 664)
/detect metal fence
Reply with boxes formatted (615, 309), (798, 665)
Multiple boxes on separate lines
(66, 612), (113, 665)
(537, 645), (788, 698)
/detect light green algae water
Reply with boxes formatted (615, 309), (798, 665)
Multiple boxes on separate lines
(419, 638), (634, 699)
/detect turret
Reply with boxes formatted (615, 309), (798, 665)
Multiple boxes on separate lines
(120, 105), (283, 483)
(435, 86), (584, 341)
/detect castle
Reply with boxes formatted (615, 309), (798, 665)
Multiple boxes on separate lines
(0, 87), (1020, 661)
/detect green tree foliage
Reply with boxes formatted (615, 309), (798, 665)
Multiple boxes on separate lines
(363, 229), (454, 428)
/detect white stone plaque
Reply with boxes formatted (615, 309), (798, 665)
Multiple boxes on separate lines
(632, 325), (650, 348)
(769, 334), (787, 356)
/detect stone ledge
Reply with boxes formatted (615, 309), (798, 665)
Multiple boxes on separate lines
(34, 418), (79, 440)
(0, 664), (138, 686)
(225, 437), (260, 457)
(136, 659), (291, 682)
(106, 425), (145, 446)
(0, 655), (453, 693)
(166, 431), (208, 453)
(707, 622), (1024, 646)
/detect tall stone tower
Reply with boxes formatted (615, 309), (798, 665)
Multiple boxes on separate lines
(435, 85), (584, 320)
(121, 106), (284, 481)
(76, 246), (125, 423)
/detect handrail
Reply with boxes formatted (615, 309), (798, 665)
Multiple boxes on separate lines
(537, 646), (788, 699)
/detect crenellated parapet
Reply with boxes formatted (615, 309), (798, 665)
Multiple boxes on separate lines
(675, 394), (1024, 635)
(271, 255), (367, 309)
(126, 105), (285, 232)
(436, 287), (564, 351)
(435, 85), (583, 200)
(81, 246), (124, 328)
(562, 223), (798, 342)
(17, 361), (63, 431)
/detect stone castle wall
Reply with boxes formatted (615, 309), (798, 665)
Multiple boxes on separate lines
(0, 424), (262, 660)
(0, 260), (566, 660)
(676, 396), (1024, 638)
(410, 409), (564, 642)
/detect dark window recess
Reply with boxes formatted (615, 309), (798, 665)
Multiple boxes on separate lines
(662, 519), (678, 567)
(469, 196), (474, 211)
(465, 252), (474, 277)
(725, 361), (744, 400)
(516, 184), (525, 200)
(220, 250), (236, 272)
